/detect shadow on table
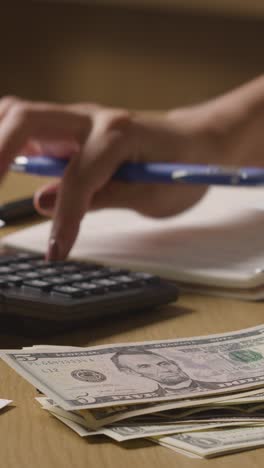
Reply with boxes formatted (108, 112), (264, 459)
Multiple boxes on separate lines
(82, 434), (155, 451)
(0, 303), (193, 348)
(0, 405), (15, 416)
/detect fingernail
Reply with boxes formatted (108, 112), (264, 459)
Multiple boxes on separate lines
(46, 237), (60, 261)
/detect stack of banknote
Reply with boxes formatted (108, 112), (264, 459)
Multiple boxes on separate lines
(3, 324), (264, 458)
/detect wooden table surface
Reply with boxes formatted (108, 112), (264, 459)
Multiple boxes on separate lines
(1, 173), (264, 468)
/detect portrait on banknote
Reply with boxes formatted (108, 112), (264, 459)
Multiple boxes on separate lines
(110, 349), (221, 396)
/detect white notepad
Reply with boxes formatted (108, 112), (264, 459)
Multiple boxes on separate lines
(3, 186), (264, 300)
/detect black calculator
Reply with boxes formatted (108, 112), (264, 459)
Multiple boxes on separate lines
(0, 249), (178, 333)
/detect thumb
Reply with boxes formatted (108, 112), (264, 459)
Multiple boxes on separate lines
(34, 182), (60, 217)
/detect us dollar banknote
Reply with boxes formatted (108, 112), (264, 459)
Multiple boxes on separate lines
(80, 387), (264, 428)
(156, 425), (264, 458)
(3, 324), (264, 410)
(37, 397), (263, 442)
(217, 390), (264, 406)
(51, 411), (263, 442)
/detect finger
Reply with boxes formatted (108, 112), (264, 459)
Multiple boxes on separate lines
(0, 102), (91, 176)
(0, 96), (19, 121)
(46, 154), (90, 260)
(35, 140), (81, 157)
(34, 182), (60, 217)
(20, 140), (42, 155)
(47, 130), (125, 260)
(20, 139), (80, 158)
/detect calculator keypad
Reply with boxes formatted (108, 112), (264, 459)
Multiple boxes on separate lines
(0, 250), (178, 330)
(0, 253), (161, 298)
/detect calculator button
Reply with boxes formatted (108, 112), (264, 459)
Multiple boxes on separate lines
(72, 282), (105, 294)
(62, 273), (87, 282)
(93, 279), (120, 290)
(0, 279), (9, 288)
(16, 271), (42, 280)
(37, 267), (60, 276)
(45, 277), (69, 286)
(74, 262), (100, 271)
(6, 275), (24, 286)
(23, 280), (52, 291)
(49, 261), (73, 268)
(10, 263), (32, 271)
(104, 267), (129, 276)
(82, 269), (110, 280)
(51, 285), (85, 298)
(114, 275), (138, 285)
(14, 253), (43, 261)
(56, 265), (80, 274)
(131, 273), (160, 284)
(0, 256), (19, 265)
(29, 260), (53, 268)
(0, 266), (15, 275)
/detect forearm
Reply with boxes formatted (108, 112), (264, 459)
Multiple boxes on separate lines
(197, 74), (264, 166)
(132, 75), (264, 167)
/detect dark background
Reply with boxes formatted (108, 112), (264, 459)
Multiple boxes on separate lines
(1, 3), (263, 108)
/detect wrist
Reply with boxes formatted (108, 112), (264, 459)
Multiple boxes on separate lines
(187, 75), (264, 167)
(224, 77), (264, 167)
(130, 107), (227, 166)
(129, 109), (212, 164)
(130, 75), (264, 168)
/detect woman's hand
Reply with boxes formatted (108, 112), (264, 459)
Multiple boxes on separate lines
(0, 98), (209, 260)
(2, 76), (263, 260)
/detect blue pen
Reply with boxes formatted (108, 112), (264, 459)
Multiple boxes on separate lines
(10, 155), (264, 186)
